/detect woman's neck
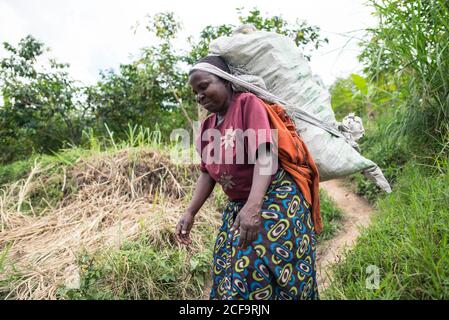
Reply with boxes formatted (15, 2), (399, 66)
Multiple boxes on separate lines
(216, 113), (224, 126)
(216, 90), (234, 117)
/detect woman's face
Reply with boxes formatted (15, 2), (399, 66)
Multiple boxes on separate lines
(189, 70), (232, 115)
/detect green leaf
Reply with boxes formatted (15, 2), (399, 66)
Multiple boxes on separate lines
(351, 73), (368, 95)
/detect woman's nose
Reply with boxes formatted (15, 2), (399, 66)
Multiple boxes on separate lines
(197, 93), (205, 103)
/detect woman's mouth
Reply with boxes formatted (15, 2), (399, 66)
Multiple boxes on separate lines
(202, 101), (213, 109)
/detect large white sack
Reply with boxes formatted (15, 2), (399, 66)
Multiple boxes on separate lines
(209, 27), (391, 192)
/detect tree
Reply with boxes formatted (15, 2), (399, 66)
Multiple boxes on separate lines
(89, 8), (329, 141)
(86, 12), (197, 140)
(0, 36), (89, 163)
(186, 7), (328, 64)
(1, 8), (329, 163)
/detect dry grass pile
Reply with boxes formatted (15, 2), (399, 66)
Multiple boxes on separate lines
(0, 147), (221, 299)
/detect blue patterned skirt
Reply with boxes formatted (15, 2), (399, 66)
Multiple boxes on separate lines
(210, 168), (319, 300)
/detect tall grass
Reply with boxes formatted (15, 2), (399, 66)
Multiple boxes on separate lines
(323, 160), (449, 299)
(82, 123), (164, 152)
(362, 0), (449, 152)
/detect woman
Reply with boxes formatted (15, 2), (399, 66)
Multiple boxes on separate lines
(175, 56), (322, 300)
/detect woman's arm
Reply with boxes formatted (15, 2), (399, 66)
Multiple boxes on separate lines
(231, 146), (274, 249)
(175, 171), (216, 245)
(187, 171), (216, 216)
(246, 149), (274, 208)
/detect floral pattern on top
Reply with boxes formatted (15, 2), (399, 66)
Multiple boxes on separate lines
(221, 127), (236, 150)
(197, 92), (273, 200)
(218, 172), (235, 191)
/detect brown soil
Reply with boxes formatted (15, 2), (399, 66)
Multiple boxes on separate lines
(317, 179), (375, 292)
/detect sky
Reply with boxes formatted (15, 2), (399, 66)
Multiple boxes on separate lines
(0, 0), (377, 87)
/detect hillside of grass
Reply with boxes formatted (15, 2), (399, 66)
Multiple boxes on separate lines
(0, 142), (344, 300)
(0, 145), (218, 299)
(323, 159), (448, 299)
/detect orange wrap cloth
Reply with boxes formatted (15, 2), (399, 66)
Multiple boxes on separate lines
(262, 101), (323, 234)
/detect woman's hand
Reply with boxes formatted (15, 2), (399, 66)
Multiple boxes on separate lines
(231, 202), (262, 249)
(175, 211), (195, 246)
(230, 146), (274, 249)
(175, 172), (216, 246)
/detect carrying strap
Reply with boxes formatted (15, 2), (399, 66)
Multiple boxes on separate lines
(191, 62), (344, 139)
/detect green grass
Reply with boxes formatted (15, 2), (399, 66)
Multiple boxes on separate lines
(0, 124), (168, 188)
(59, 235), (216, 300)
(323, 160), (449, 299)
(318, 189), (344, 241)
(346, 113), (411, 203)
(0, 147), (87, 187)
(0, 148), (90, 215)
(362, 0), (449, 150)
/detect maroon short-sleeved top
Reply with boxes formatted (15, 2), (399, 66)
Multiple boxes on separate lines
(196, 92), (273, 200)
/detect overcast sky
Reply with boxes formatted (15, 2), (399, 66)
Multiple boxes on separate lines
(0, 0), (377, 86)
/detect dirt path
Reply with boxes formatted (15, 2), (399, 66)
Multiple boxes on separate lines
(317, 179), (375, 292)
